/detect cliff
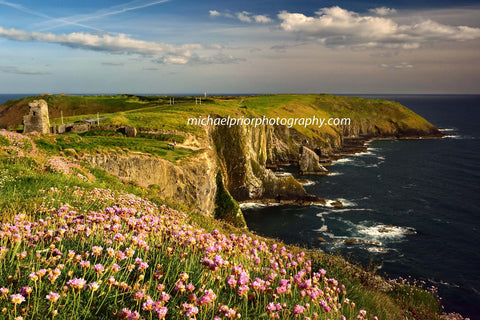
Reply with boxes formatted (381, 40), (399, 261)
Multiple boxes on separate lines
(2, 94), (443, 226)
(82, 150), (218, 216)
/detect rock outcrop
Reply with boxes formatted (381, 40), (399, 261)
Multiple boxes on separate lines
(299, 146), (329, 175)
(211, 123), (311, 202)
(23, 99), (50, 134)
(82, 150), (217, 216)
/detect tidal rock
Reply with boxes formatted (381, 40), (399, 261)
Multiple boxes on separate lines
(299, 146), (328, 175)
(331, 201), (343, 208)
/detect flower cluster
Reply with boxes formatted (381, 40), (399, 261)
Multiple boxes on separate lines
(0, 186), (375, 319)
(0, 129), (36, 159)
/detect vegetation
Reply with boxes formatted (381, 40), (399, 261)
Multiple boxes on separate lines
(34, 133), (198, 162)
(0, 132), (443, 320)
(0, 95), (452, 319)
(214, 172), (246, 228)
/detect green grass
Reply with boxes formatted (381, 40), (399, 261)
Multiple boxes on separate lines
(34, 133), (199, 162)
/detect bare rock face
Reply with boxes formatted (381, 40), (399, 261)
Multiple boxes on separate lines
(299, 146), (328, 175)
(23, 99), (50, 134)
(82, 151), (218, 216)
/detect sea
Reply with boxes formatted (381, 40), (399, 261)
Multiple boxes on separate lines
(243, 95), (480, 319)
(1, 94), (479, 318)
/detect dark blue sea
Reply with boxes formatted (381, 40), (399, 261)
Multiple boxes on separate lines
(2, 94), (479, 318)
(243, 95), (480, 319)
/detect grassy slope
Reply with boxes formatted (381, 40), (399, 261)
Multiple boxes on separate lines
(1, 94), (438, 139)
(0, 95), (446, 319)
(0, 131), (443, 320)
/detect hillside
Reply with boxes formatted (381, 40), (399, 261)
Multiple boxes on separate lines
(0, 128), (457, 320)
(0, 94), (460, 320)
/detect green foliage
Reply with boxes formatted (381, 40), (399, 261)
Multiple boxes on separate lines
(214, 171), (246, 228)
(136, 132), (186, 143)
(0, 134), (9, 146)
(35, 134), (198, 162)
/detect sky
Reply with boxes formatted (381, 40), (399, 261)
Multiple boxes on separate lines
(0, 0), (479, 94)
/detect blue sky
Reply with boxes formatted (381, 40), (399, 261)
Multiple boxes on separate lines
(0, 0), (479, 93)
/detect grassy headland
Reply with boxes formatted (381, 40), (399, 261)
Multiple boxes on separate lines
(0, 94), (456, 320)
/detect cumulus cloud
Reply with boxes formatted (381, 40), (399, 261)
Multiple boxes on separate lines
(253, 15), (273, 23)
(236, 11), (252, 23)
(209, 10), (221, 17)
(369, 7), (397, 16)
(209, 10), (273, 24)
(0, 26), (238, 65)
(0, 65), (50, 75)
(278, 6), (480, 50)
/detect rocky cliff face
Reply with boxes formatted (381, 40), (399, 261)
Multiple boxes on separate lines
(211, 124), (310, 202)
(82, 150), (217, 216)
(299, 146), (329, 175)
(80, 113), (442, 225)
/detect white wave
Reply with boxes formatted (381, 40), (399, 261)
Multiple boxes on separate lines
(332, 208), (374, 213)
(314, 225), (328, 232)
(328, 172), (343, 176)
(322, 198), (356, 208)
(299, 180), (315, 186)
(353, 151), (375, 157)
(239, 202), (282, 210)
(315, 211), (330, 218)
(427, 278), (461, 288)
(239, 202), (266, 210)
(275, 172), (292, 177)
(333, 158), (353, 164)
(357, 224), (416, 240)
(439, 128), (456, 132)
(336, 198), (356, 207)
(366, 247), (389, 254)
(442, 135), (462, 139)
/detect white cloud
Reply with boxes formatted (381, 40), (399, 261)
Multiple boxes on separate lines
(0, 26), (239, 65)
(253, 15), (273, 24)
(209, 10), (221, 17)
(236, 11), (252, 23)
(369, 7), (397, 16)
(209, 10), (273, 24)
(278, 6), (480, 50)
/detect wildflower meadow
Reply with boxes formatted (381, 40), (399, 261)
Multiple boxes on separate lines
(0, 186), (376, 320)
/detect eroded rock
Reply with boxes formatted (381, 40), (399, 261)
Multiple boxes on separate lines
(299, 146), (328, 175)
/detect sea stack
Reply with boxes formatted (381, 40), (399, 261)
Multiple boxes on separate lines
(299, 146), (329, 175)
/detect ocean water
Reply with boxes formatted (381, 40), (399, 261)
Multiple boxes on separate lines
(244, 95), (480, 318)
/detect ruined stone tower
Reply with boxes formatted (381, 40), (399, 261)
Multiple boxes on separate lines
(23, 99), (50, 134)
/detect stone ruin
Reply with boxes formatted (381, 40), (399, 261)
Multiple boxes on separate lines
(23, 99), (50, 134)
